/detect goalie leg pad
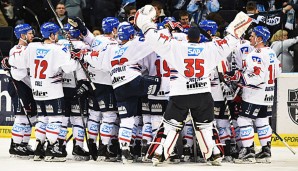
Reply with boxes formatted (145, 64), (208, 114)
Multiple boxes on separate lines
(194, 122), (216, 160)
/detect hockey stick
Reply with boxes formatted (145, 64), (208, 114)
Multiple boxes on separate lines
(66, 133), (73, 143)
(22, 6), (41, 29)
(0, 50), (33, 127)
(272, 130), (296, 155)
(45, 0), (96, 91)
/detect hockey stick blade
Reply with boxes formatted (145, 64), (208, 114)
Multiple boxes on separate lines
(23, 6), (41, 29)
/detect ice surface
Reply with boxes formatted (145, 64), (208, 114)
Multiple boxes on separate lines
(0, 138), (297, 171)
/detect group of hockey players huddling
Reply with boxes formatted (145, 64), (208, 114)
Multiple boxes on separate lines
(2, 4), (281, 166)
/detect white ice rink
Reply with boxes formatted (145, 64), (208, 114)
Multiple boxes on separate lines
(0, 138), (297, 171)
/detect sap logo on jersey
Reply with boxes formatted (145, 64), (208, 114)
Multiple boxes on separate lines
(36, 49), (50, 59)
(114, 47), (128, 59)
(188, 47), (203, 56)
(91, 39), (102, 48)
(258, 127), (269, 136)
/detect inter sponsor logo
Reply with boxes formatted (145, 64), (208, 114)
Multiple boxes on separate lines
(32, 89), (48, 97)
(186, 81), (207, 90)
(264, 94), (274, 102)
(112, 76), (125, 84)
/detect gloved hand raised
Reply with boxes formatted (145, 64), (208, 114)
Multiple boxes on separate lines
(74, 81), (91, 99)
(134, 5), (157, 33)
(68, 17), (87, 36)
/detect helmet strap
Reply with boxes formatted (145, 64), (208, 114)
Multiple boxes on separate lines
(20, 36), (28, 45)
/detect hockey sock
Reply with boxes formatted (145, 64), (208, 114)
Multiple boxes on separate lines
(87, 109), (101, 141)
(256, 117), (272, 146)
(216, 119), (231, 144)
(58, 116), (69, 144)
(46, 116), (62, 145)
(118, 116), (134, 149)
(237, 116), (254, 147)
(22, 124), (32, 144)
(142, 114), (152, 145)
(100, 111), (117, 145)
(71, 116), (85, 147)
(35, 116), (48, 143)
(151, 115), (163, 138)
(182, 120), (194, 147)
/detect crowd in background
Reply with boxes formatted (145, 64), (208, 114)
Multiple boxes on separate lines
(1, 0), (298, 71)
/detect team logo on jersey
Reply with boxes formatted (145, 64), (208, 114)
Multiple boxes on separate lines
(269, 53), (275, 63)
(114, 47), (128, 59)
(252, 56), (261, 64)
(287, 89), (298, 125)
(187, 47), (203, 56)
(36, 49), (50, 59)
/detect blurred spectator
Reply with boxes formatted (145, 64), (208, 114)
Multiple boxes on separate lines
(90, 0), (121, 28)
(0, 8), (8, 26)
(169, 0), (191, 14)
(270, 29), (298, 72)
(152, 0), (167, 23)
(60, 0), (86, 21)
(206, 12), (227, 38)
(92, 27), (102, 36)
(125, 5), (136, 24)
(178, 10), (190, 29)
(49, 2), (68, 26)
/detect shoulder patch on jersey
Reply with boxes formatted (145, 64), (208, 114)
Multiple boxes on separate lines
(240, 46), (249, 54)
(113, 47), (128, 59)
(269, 53), (275, 63)
(36, 49), (50, 59)
(91, 39), (102, 48)
(252, 56), (262, 64)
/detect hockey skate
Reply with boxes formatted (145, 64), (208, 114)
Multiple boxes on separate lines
(168, 147), (180, 164)
(121, 143), (134, 164)
(72, 140), (90, 161)
(9, 139), (30, 159)
(96, 143), (108, 162)
(44, 141), (66, 162)
(234, 145), (256, 164)
(106, 139), (119, 162)
(132, 140), (142, 162)
(88, 139), (98, 161)
(22, 142), (35, 157)
(222, 140), (233, 163)
(255, 142), (271, 163)
(141, 140), (150, 163)
(33, 139), (45, 161)
(209, 154), (223, 166)
(181, 146), (191, 162)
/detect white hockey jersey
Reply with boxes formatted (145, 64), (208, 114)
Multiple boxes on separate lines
(57, 39), (90, 88)
(9, 42), (80, 100)
(140, 53), (170, 100)
(8, 45), (31, 87)
(84, 36), (155, 89)
(242, 47), (281, 105)
(210, 59), (234, 101)
(83, 30), (118, 85)
(232, 40), (254, 71)
(145, 29), (240, 96)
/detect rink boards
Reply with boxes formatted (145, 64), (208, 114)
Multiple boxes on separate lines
(0, 72), (298, 146)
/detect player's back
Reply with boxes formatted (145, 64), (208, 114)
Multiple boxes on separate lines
(25, 42), (79, 100)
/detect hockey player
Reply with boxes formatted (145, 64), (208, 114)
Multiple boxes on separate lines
(9, 22), (81, 162)
(1, 23), (37, 158)
(69, 17), (120, 161)
(70, 21), (161, 163)
(134, 5), (252, 166)
(234, 26), (281, 164)
(58, 25), (91, 161)
(199, 20), (234, 162)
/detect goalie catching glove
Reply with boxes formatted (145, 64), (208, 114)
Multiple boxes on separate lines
(134, 5), (157, 33)
(226, 11), (253, 39)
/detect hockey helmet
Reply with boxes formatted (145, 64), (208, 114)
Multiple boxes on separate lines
(199, 20), (218, 36)
(69, 26), (81, 38)
(253, 26), (270, 43)
(117, 23), (135, 41)
(102, 17), (120, 34)
(40, 22), (60, 38)
(14, 24), (33, 39)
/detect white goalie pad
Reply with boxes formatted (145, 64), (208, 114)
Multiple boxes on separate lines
(195, 122), (216, 160)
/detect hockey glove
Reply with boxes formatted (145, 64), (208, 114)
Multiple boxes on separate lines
(68, 17), (87, 36)
(1, 57), (11, 71)
(134, 5), (157, 33)
(226, 11), (252, 39)
(74, 81), (90, 99)
(164, 21), (184, 33)
(71, 49), (84, 61)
